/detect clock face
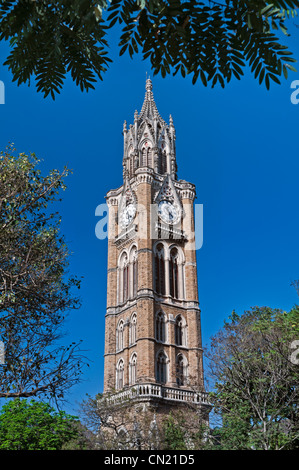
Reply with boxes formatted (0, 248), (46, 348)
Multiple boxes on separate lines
(120, 203), (136, 228)
(158, 200), (179, 224)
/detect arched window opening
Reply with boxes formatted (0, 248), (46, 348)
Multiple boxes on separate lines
(116, 359), (124, 390)
(154, 244), (165, 295)
(129, 353), (137, 385)
(129, 245), (138, 299)
(141, 141), (153, 168)
(118, 245), (138, 304)
(169, 248), (179, 299)
(156, 351), (167, 384)
(176, 354), (187, 386)
(175, 315), (186, 346)
(158, 140), (167, 174)
(116, 320), (124, 351)
(158, 149), (167, 174)
(119, 252), (129, 304)
(129, 313), (137, 345)
(123, 263), (129, 302)
(156, 312), (165, 343)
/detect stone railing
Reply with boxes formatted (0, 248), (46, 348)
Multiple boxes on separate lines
(102, 383), (210, 407)
(114, 224), (137, 247)
(154, 222), (187, 242)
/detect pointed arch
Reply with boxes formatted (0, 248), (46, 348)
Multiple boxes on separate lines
(129, 352), (137, 385)
(129, 244), (138, 298)
(174, 314), (187, 347)
(158, 129), (171, 174)
(155, 311), (166, 343)
(140, 138), (153, 169)
(176, 353), (188, 386)
(129, 312), (137, 345)
(169, 247), (179, 299)
(116, 319), (124, 351)
(153, 242), (165, 296)
(156, 350), (168, 384)
(118, 250), (129, 304)
(169, 244), (185, 299)
(116, 358), (124, 390)
(118, 244), (138, 303)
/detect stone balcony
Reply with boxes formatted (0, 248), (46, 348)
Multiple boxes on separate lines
(101, 383), (210, 408)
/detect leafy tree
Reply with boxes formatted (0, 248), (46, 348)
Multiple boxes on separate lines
(0, 399), (80, 450)
(205, 305), (299, 450)
(0, 145), (85, 402)
(0, 0), (298, 99)
(162, 413), (188, 450)
(61, 422), (96, 449)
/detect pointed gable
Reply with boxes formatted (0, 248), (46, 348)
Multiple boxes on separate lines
(155, 174), (182, 211)
(119, 174), (137, 214)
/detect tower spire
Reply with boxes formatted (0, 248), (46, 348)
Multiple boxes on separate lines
(122, 78), (177, 180)
(138, 78), (165, 124)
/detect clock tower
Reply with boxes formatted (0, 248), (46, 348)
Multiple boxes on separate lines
(103, 79), (210, 436)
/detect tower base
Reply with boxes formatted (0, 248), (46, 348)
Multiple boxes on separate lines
(97, 384), (211, 450)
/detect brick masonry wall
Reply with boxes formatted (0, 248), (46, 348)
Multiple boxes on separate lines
(104, 176), (205, 394)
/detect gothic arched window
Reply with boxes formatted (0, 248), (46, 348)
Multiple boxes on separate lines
(129, 312), (137, 345)
(129, 353), (137, 385)
(123, 263), (129, 303)
(156, 312), (165, 343)
(130, 245), (138, 298)
(158, 149), (167, 174)
(156, 351), (167, 384)
(116, 319), (124, 351)
(176, 354), (188, 386)
(116, 358), (124, 390)
(154, 243), (165, 296)
(119, 251), (129, 304)
(118, 245), (138, 304)
(169, 247), (179, 299)
(141, 141), (153, 168)
(175, 315), (186, 347)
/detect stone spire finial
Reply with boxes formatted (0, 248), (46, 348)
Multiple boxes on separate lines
(138, 77), (165, 124)
(145, 77), (153, 92)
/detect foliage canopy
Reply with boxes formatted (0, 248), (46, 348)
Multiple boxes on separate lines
(0, 399), (79, 450)
(0, 0), (298, 98)
(205, 305), (299, 450)
(0, 145), (84, 402)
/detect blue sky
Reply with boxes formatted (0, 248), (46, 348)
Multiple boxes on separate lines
(0, 21), (299, 416)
